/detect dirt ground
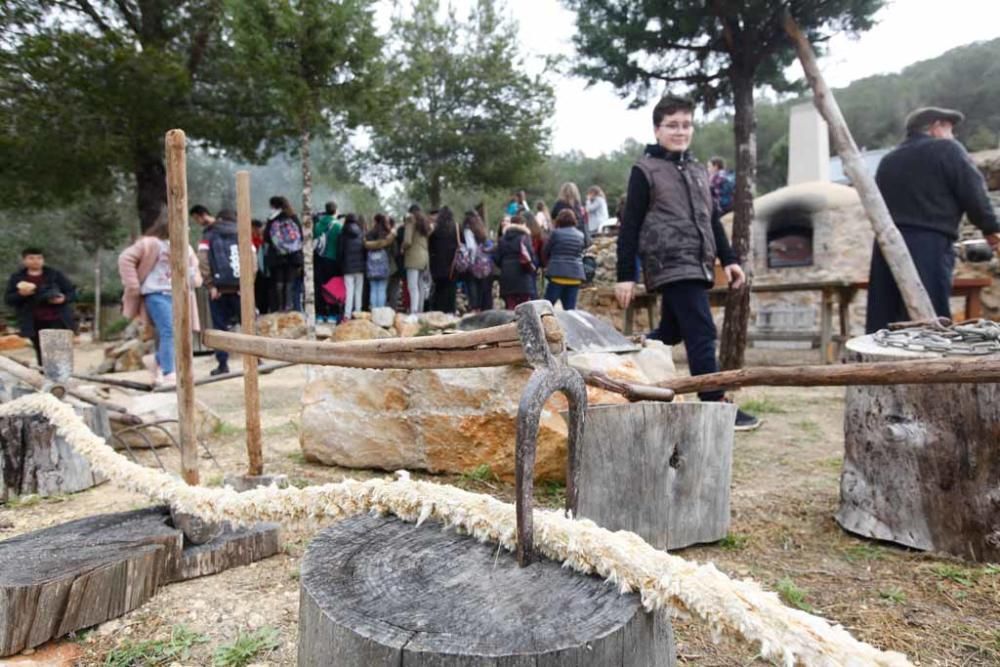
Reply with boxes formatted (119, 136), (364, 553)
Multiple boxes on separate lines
(1, 340), (998, 666)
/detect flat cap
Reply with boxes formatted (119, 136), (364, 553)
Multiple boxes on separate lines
(905, 106), (965, 132)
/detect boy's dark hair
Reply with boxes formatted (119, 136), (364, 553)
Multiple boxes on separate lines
(189, 204), (210, 216)
(324, 201), (337, 215)
(21, 247), (44, 257)
(709, 156), (726, 169)
(554, 209), (578, 228)
(408, 204), (422, 214)
(652, 95), (695, 126)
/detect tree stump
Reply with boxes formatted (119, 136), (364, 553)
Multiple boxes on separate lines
(0, 506), (282, 656)
(574, 401), (736, 551)
(838, 335), (1000, 561)
(299, 514), (675, 666)
(0, 406), (109, 503)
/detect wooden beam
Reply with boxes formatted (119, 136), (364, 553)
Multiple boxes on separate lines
(783, 13), (937, 323)
(0, 354), (66, 398)
(236, 170), (264, 476)
(201, 330), (549, 369)
(165, 129), (198, 486)
(657, 357), (1000, 395)
(201, 316), (564, 370)
(580, 370), (676, 402)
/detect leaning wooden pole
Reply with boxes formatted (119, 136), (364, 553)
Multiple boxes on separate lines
(165, 129), (199, 486)
(236, 171), (264, 477)
(783, 12), (937, 323)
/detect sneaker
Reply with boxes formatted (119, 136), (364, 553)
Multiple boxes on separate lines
(210, 365), (230, 376)
(734, 408), (762, 432)
(157, 373), (177, 389)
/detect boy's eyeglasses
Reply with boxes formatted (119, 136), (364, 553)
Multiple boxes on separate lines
(658, 122), (694, 131)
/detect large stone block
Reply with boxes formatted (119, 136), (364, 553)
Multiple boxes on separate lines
(299, 344), (675, 481)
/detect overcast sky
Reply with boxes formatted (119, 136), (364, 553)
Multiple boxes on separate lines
(508, 0), (1000, 156)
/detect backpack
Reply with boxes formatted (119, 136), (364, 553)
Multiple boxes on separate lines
(208, 228), (241, 288)
(366, 248), (390, 280)
(270, 217), (303, 255)
(717, 172), (736, 214)
(470, 241), (494, 279)
(453, 244), (474, 274)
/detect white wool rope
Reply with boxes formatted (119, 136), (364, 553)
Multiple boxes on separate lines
(1, 393), (911, 667)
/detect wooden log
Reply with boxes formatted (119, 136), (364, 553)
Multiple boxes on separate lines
(783, 13), (937, 323)
(0, 506), (282, 656)
(236, 171), (263, 476)
(299, 514), (676, 667)
(201, 322), (564, 370)
(0, 507), (181, 656)
(575, 402), (736, 551)
(166, 521), (281, 584)
(38, 329), (73, 383)
(581, 369), (676, 402)
(657, 357), (1000, 395)
(0, 355), (65, 398)
(838, 336), (1000, 562)
(165, 128), (198, 485)
(0, 406), (109, 502)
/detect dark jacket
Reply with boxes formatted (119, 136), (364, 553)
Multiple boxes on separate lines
(543, 226), (586, 281)
(263, 214), (304, 268)
(875, 133), (999, 239)
(337, 220), (366, 275)
(5, 267), (77, 337)
(617, 144), (736, 288)
(494, 225), (537, 296)
(550, 200), (591, 249)
(428, 221), (459, 281)
(198, 218), (240, 292)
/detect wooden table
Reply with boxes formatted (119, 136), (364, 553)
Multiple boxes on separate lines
(852, 276), (992, 320)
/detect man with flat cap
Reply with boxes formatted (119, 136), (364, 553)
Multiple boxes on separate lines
(866, 106), (1000, 332)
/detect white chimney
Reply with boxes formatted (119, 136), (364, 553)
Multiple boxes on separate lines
(787, 103), (830, 185)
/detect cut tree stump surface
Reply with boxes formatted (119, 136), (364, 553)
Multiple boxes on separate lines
(0, 408), (109, 502)
(839, 335), (1000, 561)
(0, 506), (281, 657)
(299, 514), (675, 666)
(576, 401), (735, 551)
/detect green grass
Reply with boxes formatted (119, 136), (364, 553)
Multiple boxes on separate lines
(983, 564), (1000, 576)
(212, 422), (243, 437)
(719, 533), (750, 551)
(104, 625), (206, 666)
(775, 577), (814, 613)
(793, 419), (822, 438)
(843, 543), (885, 563)
(739, 397), (787, 415)
(3, 493), (69, 508)
(285, 451), (307, 464)
(289, 477), (312, 489)
(212, 627), (281, 667)
(930, 563), (976, 586)
(878, 587), (906, 604)
(204, 474), (225, 488)
(461, 464), (497, 483)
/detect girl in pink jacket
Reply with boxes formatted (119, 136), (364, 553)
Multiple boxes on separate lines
(117, 217), (201, 386)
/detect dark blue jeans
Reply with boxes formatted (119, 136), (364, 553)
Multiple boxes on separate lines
(209, 292), (241, 366)
(544, 281), (579, 310)
(649, 280), (723, 402)
(865, 227), (954, 333)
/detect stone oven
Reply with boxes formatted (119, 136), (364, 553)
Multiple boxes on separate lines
(733, 181), (874, 340)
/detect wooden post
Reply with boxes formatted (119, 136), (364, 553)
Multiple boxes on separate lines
(236, 171), (264, 476)
(38, 329), (74, 383)
(94, 249), (102, 341)
(783, 13), (937, 323)
(165, 129), (199, 486)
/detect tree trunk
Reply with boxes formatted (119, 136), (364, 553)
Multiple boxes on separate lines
(93, 249), (102, 341)
(428, 172), (442, 210)
(300, 127), (316, 340)
(719, 74), (756, 371)
(575, 401), (735, 550)
(838, 336), (1000, 562)
(298, 514), (675, 666)
(134, 151), (167, 233)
